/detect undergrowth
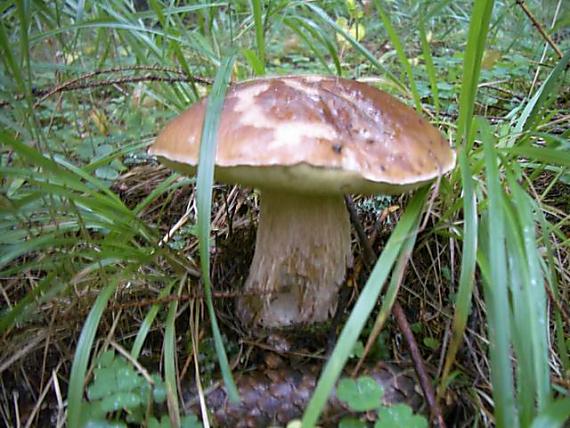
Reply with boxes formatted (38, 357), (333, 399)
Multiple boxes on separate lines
(1, 1), (569, 427)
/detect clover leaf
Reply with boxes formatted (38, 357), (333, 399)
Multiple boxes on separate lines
(337, 376), (384, 412)
(375, 404), (428, 428)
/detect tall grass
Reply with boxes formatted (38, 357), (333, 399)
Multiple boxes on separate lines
(1, 1), (568, 427)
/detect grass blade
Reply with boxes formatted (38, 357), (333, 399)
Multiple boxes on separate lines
(302, 186), (429, 427)
(456, 0), (495, 147)
(283, 16), (339, 75)
(373, 0), (422, 111)
(163, 277), (184, 428)
(508, 177), (550, 412)
(250, 0), (265, 75)
(357, 213), (421, 367)
(418, 16), (439, 113)
(305, 3), (405, 93)
(67, 274), (126, 428)
(195, 53), (239, 402)
(130, 281), (176, 360)
(441, 148), (478, 384)
(479, 118), (517, 427)
(513, 50), (570, 137)
(531, 397), (570, 428)
(506, 146), (570, 168)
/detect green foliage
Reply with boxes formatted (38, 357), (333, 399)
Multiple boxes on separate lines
(375, 404), (428, 428)
(1, 1), (568, 427)
(337, 376), (427, 427)
(337, 376), (384, 412)
(339, 417), (367, 428)
(194, 54), (240, 402)
(302, 188), (429, 427)
(81, 350), (200, 428)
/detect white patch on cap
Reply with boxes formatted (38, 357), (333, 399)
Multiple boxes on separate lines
(282, 78), (320, 98)
(272, 122), (337, 151)
(302, 75), (327, 83)
(234, 80), (337, 155)
(340, 147), (361, 171)
(234, 83), (271, 111)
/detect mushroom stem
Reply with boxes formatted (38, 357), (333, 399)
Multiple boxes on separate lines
(236, 190), (352, 329)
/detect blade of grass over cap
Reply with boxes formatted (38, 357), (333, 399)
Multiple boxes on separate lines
(456, 0), (495, 148)
(195, 53), (239, 402)
(302, 187), (429, 428)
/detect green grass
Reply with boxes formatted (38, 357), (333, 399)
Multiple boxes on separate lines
(194, 53), (239, 402)
(0, 1), (568, 427)
(302, 187), (429, 427)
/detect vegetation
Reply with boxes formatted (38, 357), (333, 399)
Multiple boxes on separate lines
(1, 0), (568, 427)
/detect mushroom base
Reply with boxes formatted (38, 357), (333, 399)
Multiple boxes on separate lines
(236, 190), (352, 329)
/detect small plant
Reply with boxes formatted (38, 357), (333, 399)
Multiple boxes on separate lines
(82, 350), (201, 428)
(336, 375), (427, 428)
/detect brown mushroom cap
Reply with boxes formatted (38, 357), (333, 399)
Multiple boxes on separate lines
(150, 75), (455, 194)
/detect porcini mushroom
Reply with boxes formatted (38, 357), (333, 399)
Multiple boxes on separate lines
(150, 75), (455, 329)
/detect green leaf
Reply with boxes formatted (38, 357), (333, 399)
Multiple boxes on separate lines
(337, 376), (384, 412)
(152, 378), (167, 404)
(349, 341), (365, 359)
(95, 166), (119, 181)
(180, 413), (203, 428)
(339, 417), (367, 428)
(375, 404), (428, 428)
(96, 351), (115, 368)
(88, 370), (115, 400)
(147, 417), (161, 428)
(84, 419), (127, 428)
(116, 366), (142, 391)
(99, 392), (142, 412)
(423, 337), (440, 350)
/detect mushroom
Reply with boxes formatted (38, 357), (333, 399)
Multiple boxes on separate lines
(150, 75), (455, 330)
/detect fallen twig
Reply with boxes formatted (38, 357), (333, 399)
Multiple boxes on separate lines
(514, 0), (563, 59)
(0, 65), (212, 108)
